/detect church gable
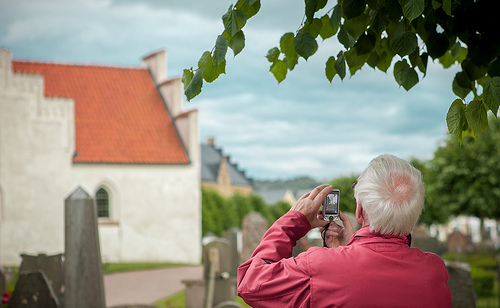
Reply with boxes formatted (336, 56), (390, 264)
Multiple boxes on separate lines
(12, 61), (189, 165)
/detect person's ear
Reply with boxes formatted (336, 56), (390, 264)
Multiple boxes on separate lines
(355, 200), (365, 227)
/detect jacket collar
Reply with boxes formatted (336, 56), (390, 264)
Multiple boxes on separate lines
(346, 226), (412, 247)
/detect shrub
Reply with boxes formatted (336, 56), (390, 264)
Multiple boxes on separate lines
(471, 266), (495, 298)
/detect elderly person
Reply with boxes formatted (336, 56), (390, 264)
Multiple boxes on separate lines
(237, 154), (451, 307)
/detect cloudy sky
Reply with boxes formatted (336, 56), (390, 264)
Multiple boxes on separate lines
(0, 0), (460, 181)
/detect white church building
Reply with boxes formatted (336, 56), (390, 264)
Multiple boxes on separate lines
(0, 48), (201, 265)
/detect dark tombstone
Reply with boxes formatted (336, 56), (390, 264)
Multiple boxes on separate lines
(64, 187), (106, 308)
(446, 261), (476, 308)
(0, 266), (5, 296)
(412, 235), (439, 253)
(447, 230), (469, 254)
(19, 253), (64, 304)
(9, 271), (59, 308)
(240, 212), (268, 264)
(222, 228), (241, 277)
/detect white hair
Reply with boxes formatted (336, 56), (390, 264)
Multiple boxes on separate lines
(353, 154), (425, 235)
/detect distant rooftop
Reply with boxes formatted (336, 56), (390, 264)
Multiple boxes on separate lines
(201, 139), (252, 187)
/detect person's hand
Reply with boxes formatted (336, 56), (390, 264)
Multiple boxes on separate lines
(290, 184), (333, 229)
(320, 211), (354, 248)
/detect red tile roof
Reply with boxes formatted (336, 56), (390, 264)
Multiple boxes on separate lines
(13, 60), (189, 164)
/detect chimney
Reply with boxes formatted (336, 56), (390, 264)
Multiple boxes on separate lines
(206, 138), (215, 146)
(141, 49), (167, 84)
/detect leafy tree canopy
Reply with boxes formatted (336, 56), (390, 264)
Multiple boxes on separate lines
(425, 116), (500, 223)
(183, 0), (500, 142)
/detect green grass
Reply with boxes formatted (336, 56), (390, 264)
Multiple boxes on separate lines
(153, 290), (251, 308)
(102, 262), (193, 274)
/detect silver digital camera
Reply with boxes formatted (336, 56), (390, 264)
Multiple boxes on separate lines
(322, 189), (340, 222)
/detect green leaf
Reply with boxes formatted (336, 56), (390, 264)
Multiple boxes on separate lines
(320, 14), (337, 40)
(442, 0), (451, 16)
(376, 51), (392, 72)
(390, 24), (418, 56)
(345, 49), (368, 76)
(462, 59), (487, 81)
(185, 69), (203, 101)
(394, 59), (419, 91)
(375, 37), (395, 72)
(228, 30), (245, 56)
(338, 25), (355, 49)
(452, 71), (472, 99)
(280, 33), (296, 57)
(343, 0), (366, 19)
(398, 0), (424, 22)
(439, 51), (456, 69)
(236, 0), (260, 19)
(316, 0), (328, 11)
(280, 33), (298, 70)
(370, 10), (387, 35)
(213, 35), (228, 69)
(266, 47), (280, 63)
(305, 0), (317, 21)
(294, 32), (317, 60)
(344, 13), (369, 40)
(409, 49), (428, 75)
(367, 51), (379, 68)
(426, 32), (450, 59)
(198, 51), (224, 83)
(465, 99), (489, 134)
(431, 0), (441, 10)
(354, 32), (376, 55)
(335, 51), (347, 80)
(303, 18), (323, 38)
(283, 54), (299, 70)
(483, 77), (500, 114)
(330, 5), (342, 29)
(325, 56), (337, 83)
(270, 60), (287, 83)
(222, 7), (247, 37)
(182, 69), (194, 91)
(446, 99), (466, 142)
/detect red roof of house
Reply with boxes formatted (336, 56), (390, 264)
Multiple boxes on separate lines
(13, 60), (189, 164)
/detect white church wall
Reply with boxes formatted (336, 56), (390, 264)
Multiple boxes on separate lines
(72, 163), (201, 264)
(0, 49), (76, 265)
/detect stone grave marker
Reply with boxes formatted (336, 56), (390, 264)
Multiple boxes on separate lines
(9, 271), (59, 308)
(19, 253), (64, 303)
(446, 261), (476, 308)
(240, 212), (268, 264)
(203, 237), (235, 308)
(447, 230), (469, 254)
(64, 187), (106, 308)
(222, 227), (241, 277)
(0, 266), (5, 296)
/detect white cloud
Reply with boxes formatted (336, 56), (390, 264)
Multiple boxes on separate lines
(1, 0), (461, 181)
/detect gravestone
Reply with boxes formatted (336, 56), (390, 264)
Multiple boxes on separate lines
(447, 230), (469, 253)
(411, 235), (439, 253)
(19, 253), (64, 304)
(9, 271), (59, 308)
(64, 187), (106, 308)
(240, 212), (268, 264)
(203, 237), (235, 308)
(222, 228), (241, 277)
(446, 261), (476, 308)
(0, 266), (5, 296)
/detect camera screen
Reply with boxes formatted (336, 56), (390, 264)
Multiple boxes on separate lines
(324, 193), (339, 214)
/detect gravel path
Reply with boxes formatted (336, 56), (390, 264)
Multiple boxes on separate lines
(104, 265), (203, 307)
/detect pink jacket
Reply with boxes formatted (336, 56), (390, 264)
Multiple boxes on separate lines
(237, 211), (452, 308)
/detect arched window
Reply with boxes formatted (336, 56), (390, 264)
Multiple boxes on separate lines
(96, 188), (110, 218)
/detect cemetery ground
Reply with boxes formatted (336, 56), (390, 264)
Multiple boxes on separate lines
(2, 249), (500, 307)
